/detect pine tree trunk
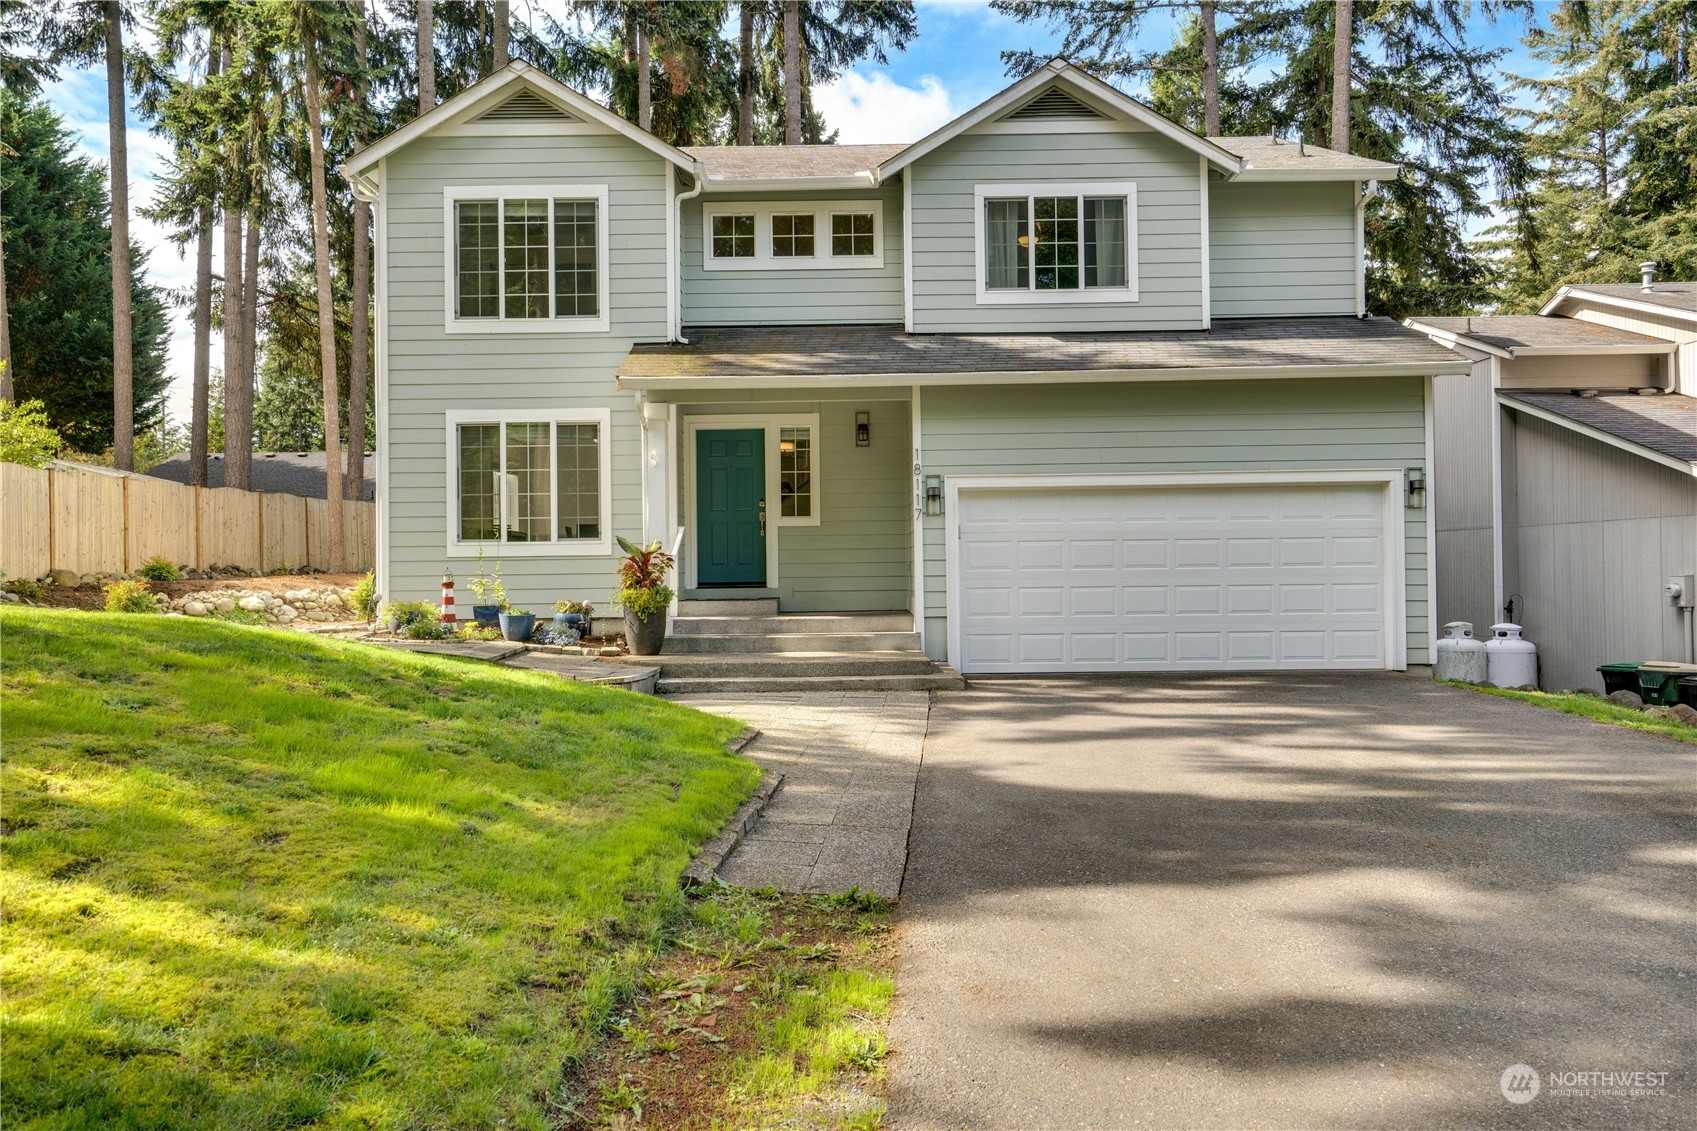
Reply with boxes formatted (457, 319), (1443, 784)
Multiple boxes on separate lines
(492, 0), (509, 70)
(417, 0), (435, 111)
(637, 23), (651, 131)
(782, 1), (801, 145)
(348, 0), (370, 502)
(1201, 0), (1220, 136)
(190, 203), (212, 485)
(1332, 0), (1353, 153)
(737, 2), (755, 146)
(304, 42), (345, 571)
(105, 2), (134, 469)
(239, 206), (260, 435)
(221, 206), (248, 488)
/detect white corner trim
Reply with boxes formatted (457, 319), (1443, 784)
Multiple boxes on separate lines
(1423, 375), (1437, 660)
(1199, 157), (1211, 329)
(375, 158), (391, 599)
(1489, 356), (1505, 620)
(440, 184), (611, 335)
(700, 200), (885, 272)
(1354, 180), (1366, 318)
(972, 181), (1140, 306)
(911, 384), (924, 643)
(902, 171), (914, 332)
(442, 408), (616, 558)
(1498, 394), (1697, 477)
(939, 469), (1410, 674)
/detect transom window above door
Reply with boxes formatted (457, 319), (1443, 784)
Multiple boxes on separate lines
(446, 411), (612, 556)
(702, 202), (884, 270)
(444, 185), (609, 333)
(975, 182), (1138, 304)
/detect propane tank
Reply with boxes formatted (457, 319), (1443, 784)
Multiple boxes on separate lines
(1433, 621), (1488, 683)
(1485, 623), (1538, 690)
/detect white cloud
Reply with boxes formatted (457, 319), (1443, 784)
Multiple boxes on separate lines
(812, 71), (956, 144)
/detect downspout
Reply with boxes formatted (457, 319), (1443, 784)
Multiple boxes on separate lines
(673, 163), (705, 343)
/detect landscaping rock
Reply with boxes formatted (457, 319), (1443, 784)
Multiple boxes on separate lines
(238, 595), (268, 612)
(183, 601), (208, 617)
(48, 568), (79, 587)
(1607, 690), (1645, 710)
(1670, 703), (1697, 726)
(1643, 706), (1673, 720)
(214, 598), (236, 612)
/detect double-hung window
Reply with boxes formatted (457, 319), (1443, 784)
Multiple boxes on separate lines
(976, 182), (1137, 303)
(447, 410), (612, 555)
(446, 185), (609, 332)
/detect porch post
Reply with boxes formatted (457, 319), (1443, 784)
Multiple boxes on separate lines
(640, 397), (671, 549)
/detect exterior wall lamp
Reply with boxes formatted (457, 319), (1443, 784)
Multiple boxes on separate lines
(925, 475), (943, 515)
(1406, 467), (1426, 509)
(855, 411), (870, 447)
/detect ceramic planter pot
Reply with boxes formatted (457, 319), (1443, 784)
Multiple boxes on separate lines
(623, 608), (666, 655)
(472, 604), (502, 627)
(498, 611), (536, 642)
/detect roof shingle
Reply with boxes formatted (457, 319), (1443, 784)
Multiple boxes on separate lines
(683, 144), (906, 181)
(1410, 315), (1671, 353)
(1502, 391), (1697, 466)
(1563, 282), (1697, 317)
(1205, 135), (1399, 175)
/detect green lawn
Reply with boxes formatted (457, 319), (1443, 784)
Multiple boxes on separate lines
(1457, 683), (1697, 745)
(0, 609), (757, 1129)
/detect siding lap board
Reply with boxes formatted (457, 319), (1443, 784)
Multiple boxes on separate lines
(1209, 181), (1357, 318)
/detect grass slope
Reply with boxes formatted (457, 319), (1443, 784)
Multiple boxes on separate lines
(0, 610), (756, 1129)
(1458, 684), (1697, 746)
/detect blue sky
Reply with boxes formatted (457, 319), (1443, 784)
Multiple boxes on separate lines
(43, 0), (1552, 422)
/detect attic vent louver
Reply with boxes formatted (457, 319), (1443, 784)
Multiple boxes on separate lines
(477, 89), (577, 122)
(1004, 86), (1106, 121)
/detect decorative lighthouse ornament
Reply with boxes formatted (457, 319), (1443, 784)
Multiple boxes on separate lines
(440, 570), (457, 626)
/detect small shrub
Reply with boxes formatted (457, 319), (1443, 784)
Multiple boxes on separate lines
(351, 571), (378, 620)
(136, 556), (180, 582)
(5, 577), (47, 600)
(103, 578), (160, 614)
(381, 600), (442, 638)
(454, 624), (504, 642)
(614, 585), (672, 620)
(400, 618), (445, 640)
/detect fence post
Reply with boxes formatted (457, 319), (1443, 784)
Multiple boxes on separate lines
(121, 474), (132, 574)
(46, 469), (57, 575)
(302, 494), (311, 571)
(256, 490), (266, 573)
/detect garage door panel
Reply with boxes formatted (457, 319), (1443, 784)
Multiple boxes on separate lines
(956, 483), (1391, 673)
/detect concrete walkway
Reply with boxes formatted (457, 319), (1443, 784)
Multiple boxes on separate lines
(667, 691), (931, 899)
(890, 674), (1697, 1130)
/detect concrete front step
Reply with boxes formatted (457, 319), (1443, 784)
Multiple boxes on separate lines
(659, 667), (966, 694)
(663, 631), (922, 654)
(676, 598), (780, 616)
(670, 612), (913, 636)
(625, 651), (939, 679)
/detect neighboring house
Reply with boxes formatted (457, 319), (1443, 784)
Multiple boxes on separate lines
(344, 57), (1471, 677)
(1409, 278), (1697, 692)
(146, 452), (378, 502)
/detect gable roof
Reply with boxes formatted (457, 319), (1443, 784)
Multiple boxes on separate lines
(342, 61), (697, 188)
(1540, 281), (1697, 323)
(683, 144), (905, 189)
(873, 59), (1245, 181)
(1405, 315), (1674, 359)
(1207, 136), (1399, 181)
(1500, 391), (1697, 476)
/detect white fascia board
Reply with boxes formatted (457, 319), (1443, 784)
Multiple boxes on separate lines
(1403, 318), (1514, 359)
(1232, 165), (1400, 182)
(1499, 394), (1697, 477)
(875, 60), (1242, 181)
(620, 360), (1474, 392)
(701, 174), (877, 193)
(1403, 318), (1675, 359)
(1540, 285), (1697, 325)
(343, 62), (695, 181)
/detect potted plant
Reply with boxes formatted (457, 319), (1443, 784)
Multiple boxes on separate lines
(612, 536), (674, 656)
(553, 599), (593, 631)
(466, 549), (507, 627)
(498, 607), (537, 642)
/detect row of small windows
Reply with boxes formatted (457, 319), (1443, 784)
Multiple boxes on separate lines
(710, 211), (877, 261)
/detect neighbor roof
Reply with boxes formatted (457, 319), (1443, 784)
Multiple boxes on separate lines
(684, 144), (906, 183)
(1540, 281), (1697, 321)
(1406, 315), (1674, 357)
(1501, 391), (1697, 472)
(618, 317), (1469, 388)
(145, 452), (377, 501)
(1207, 136), (1399, 180)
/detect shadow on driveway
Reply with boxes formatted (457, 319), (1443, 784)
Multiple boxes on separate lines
(889, 674), (1697, 1130)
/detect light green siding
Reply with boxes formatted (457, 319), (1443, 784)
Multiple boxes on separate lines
(681, 187), (903, 326)
(908, 130), (1205, 332)
(1209, 180), (1357, 318)
(917, 377), (1430, 664)
(669, 390), (913, 611)
(381, 129), (670, 611)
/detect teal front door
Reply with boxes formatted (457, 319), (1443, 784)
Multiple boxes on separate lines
(696, 429), (766, 585)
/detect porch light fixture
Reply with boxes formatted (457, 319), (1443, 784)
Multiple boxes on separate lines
(855, 411), (871, 447)
(925, 475), (943, 516)
(1406, 467), (1426, 509)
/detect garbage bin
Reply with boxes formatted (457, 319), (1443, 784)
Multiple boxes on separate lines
(1637, 663), (1697, 705)
(1679, 677), (1697, 709)
(1598, 662), (1644, 696)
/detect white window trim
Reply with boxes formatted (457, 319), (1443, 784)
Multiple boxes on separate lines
(973, 181), (1139, 305)
(681, 413), (822, 592)
(702, 201), (885, 271)
(441, 184), (610, 334)
(443, 408), (614, 558)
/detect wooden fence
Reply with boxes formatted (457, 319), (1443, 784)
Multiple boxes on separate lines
(1, 462), (375, 579)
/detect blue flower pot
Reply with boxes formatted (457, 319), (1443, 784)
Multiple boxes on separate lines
(498, 612), (536, 642)
(565, 612), (587, 630)
(553, 613), (571, 629)
(472, 604), (501, 627)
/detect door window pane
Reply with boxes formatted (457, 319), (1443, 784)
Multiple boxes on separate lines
(553, 200), (598, 317)
(556, 423), (601, 540)
(711, 214), (755, 258)
(456, 202), (499, 318)
(1032, 196), (1080, 290)
(772, 213), (815, 257)
(984, 199), (1028, 289)
(503, 422), (551, 541)
(502, 199), (550, 318)
(779, 427), (812, 518)
(457, 424), (501, 540)
(1084, 197), (1128, 287)
(831, 212), (876, 256)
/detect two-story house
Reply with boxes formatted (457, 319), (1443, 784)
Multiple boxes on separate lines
(344, 58), (1469, 684)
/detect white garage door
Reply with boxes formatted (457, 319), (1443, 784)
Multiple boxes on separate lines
(955, 482), (1394, 673)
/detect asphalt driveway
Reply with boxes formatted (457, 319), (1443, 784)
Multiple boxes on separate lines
(889, 674), (1697, 1130)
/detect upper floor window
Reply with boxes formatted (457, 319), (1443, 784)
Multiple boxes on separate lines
(444, 185), (609, 333)
(974, 182), (1138, 305)
(703, 201), (884, 271)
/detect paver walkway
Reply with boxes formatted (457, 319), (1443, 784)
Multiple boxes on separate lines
(667, 691), (931, 898)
